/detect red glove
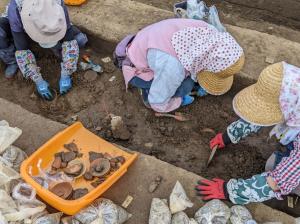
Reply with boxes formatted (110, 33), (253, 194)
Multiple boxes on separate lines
(196, 178), (227, 200)
(210, 133), (225, 150)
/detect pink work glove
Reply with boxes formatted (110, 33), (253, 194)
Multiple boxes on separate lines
(196, 178), (227, 200)
(210, 133), (225, 150)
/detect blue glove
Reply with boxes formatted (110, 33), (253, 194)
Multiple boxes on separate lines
(36, 80), (53, 100)
(59, 76), (72, 95)
(181, 95), (194, 106)
(194, 85), (208, 97)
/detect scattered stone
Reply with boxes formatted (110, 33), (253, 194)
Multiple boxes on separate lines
(83, 171), (94, 181)
(30, 92), (37, 100)
(148, 176), (163, 193)
(265, 56), (275, 64)
(84, 70), (98, 82)
(101, 57), (112, 63)
(95, 126), (102, 131)
(201, 128), (216, 135)
(145, 143), (154, 149)
(89, 151), (104, 162)
(167, 126), (173, 132)
(110, 115), (131, 140)
(71, 115), (78, 121)
(72, 188), (89, 200)
(109, 76), (116, 82)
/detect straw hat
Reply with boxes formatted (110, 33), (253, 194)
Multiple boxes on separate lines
(20, 0), (67, 46)
(197, 54), (245, 95)
(233, 62), (284, 126)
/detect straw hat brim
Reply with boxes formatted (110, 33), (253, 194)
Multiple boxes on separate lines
(233, 85), (284, 126)
(198, 72), (233, 96)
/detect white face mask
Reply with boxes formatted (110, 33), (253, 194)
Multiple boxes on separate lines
(39, 42), (58, 49)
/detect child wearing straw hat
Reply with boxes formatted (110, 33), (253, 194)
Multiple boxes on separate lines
(6, 0), (88, 100)
(196, 62), (300, 205)
(113, 18), (245, 112)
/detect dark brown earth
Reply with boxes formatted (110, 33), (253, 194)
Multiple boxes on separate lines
(0, 44), (275, 182)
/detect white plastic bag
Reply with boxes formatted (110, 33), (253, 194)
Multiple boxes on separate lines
(32, 212), (63, 224)
(1, 145), (27, 171)
(0, 190), (17, 214)
(12, 183), (36, 203)
(171, 212), (189, 224)
(230, 205), (254, 224)
(194, 199), (230, 224)
(189, 218), (198, 224)
(0, 211), (7, 224)
(149, 198), (171, 224)
(75, 198), (131, 224)
(169, 181), (193, 214)
(0, 160), (20, 187)
(0, 121), (22, 154)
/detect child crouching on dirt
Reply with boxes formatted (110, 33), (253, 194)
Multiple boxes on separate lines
(0, 6), (18, 78)
(197, 62), (300, 205)
(113, 18), (245, 113)
(6, 0), (88, 100)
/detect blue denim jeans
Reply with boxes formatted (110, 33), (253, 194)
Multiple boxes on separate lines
(129, 76), (195, 102)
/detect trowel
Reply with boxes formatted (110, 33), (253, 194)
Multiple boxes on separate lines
(207, 145), (218, 167)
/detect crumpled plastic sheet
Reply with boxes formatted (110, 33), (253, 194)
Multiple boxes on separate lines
(194, 199), (231, 224)
(75, 198), (131, 224)
(0, 184), (46, 223)
(32, 212), (63, 224)
(149, 198), (171, 224)
(0, 121), (22, 154)
(0, 145), (27, 172)
(169, 181), (193, 214)
(230, 205), (254, 224)
(171, 211), (189, 224)
(0, 160), (20, 189)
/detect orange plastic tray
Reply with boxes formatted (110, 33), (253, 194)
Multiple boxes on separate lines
(20, 122), (138, 215)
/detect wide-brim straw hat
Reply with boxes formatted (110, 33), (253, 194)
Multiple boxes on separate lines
(21, 0), (67, 44)
(197, 54), (245, 95)
(233, 62), (284, 126)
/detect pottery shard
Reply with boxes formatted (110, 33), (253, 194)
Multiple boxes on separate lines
(91, 178), (105, 188)
(62, 151), (76, 163)
(83, 171), (94, 181)
(64, 164), (83, 176)
(89, 151), (104, 162)
(64, 142), (79, 153)
(52, 156), (62, 169)
(73, 188), (89, 200)
(116, 156), (126, 164)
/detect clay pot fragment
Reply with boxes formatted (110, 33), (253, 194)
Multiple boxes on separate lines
(62, 151), (76, 163)
(72, 188), (88, 200)
(64, 142), (79, 153)
(83, 171), (94, 181)
(64, 160), (85, 178)
(61, 162), (67, 168)
(89, 151), (104, 162)
(116, 156), (126, 164)
(50, 182), (73, 199)
(91, 178), (106, 188)
(52, 156), (62, 169)
(90, 158), (111, 177)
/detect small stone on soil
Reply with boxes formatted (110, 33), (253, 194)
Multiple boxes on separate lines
(145, 142), (154, 148)
(84, 70), (98, 82)
(148, 175), (163, 193)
